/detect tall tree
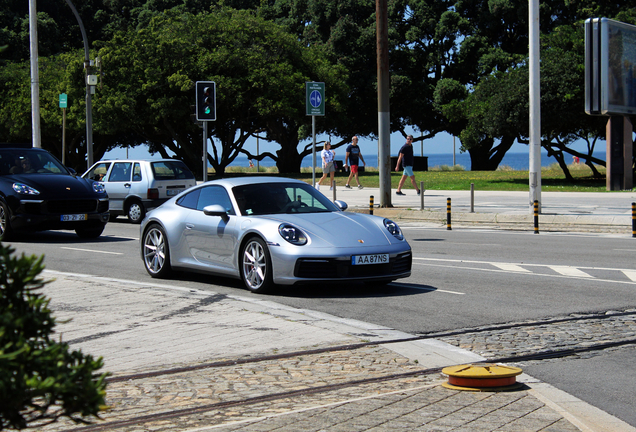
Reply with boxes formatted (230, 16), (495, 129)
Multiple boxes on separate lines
(96, 8), (347, 175)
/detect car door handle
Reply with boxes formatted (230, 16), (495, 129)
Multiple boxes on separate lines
(185, 223), (194, 230)
(124, 183), (131, 188)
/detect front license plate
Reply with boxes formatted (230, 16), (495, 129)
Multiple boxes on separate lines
(352, 253), (389, 265)
(167, 189), (183, 196)
(61, 214), (87, 222)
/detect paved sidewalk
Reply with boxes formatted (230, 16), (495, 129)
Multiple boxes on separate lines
(324, 187), (636, 233)
(37, 271), (635, 432)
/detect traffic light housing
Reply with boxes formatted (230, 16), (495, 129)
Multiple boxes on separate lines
(195, 81), (216, 121)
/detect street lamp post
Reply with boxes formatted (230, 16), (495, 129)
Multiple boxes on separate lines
(64, 0), (94, 170)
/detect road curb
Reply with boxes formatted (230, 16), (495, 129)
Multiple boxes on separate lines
(350, 207), (632, 233)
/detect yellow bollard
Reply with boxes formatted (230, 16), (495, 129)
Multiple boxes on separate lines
(447, 198), (452, 230)
(369, 195), (374, 215)
(632, 203), (636, 237)
(534, 200), (539, 234)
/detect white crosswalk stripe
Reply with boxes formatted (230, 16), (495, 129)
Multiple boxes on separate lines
(621, 270), (636, 282)
(549, 265), (594, 278)
(491, 263), (531, 273)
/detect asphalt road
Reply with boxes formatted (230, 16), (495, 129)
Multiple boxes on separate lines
(8, 219), (636, 426)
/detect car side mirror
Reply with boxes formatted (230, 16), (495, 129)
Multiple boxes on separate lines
(203, 204), (229, 222)
(68, 167), (77, 176)
(334, 200), (348, 211)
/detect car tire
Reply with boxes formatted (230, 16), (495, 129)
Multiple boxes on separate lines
(75, 224), (105, 239)
(109, 214), (118, 222)
(0, 201), (13, 241)
(240, 237), (273, 293)
(127, 200), (145, 224)
(142, 224), (172, 278)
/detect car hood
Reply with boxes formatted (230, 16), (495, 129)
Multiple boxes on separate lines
(6, 174), (103, 198)
(259, 212), (399, 248)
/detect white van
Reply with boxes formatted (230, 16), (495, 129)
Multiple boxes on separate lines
(83, 159), (196, 223)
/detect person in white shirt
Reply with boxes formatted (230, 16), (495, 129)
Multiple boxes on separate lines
(316, 142), (335, 190)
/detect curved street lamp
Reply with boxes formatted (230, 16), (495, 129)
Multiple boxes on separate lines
(64, 0), (94, 170)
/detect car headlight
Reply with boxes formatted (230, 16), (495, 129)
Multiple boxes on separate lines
(384, 218), (404, 240)
(92, 182), (105, 193)
(278, 224), (307, 245)
(13, 183), (40, 195)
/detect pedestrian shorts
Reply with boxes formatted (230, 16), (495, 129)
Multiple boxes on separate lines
(323, 161), (335, 173)
(403, 166), (414, 177)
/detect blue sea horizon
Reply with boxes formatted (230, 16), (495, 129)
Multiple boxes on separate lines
(234, 151), (607, 171)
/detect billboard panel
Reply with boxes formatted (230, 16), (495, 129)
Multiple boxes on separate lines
(586, 18), (636, 115)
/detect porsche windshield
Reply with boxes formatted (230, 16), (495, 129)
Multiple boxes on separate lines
(233, 182), (339, 215)
(0, 149), (68, 175)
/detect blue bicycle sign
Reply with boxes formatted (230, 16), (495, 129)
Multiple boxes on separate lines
(306, 82), (325, 116)
(310, 90), (322, 108)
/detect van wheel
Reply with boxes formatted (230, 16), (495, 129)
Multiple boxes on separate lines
(127, 200), (145, 224)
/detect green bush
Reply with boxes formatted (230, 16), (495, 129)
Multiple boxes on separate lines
(0, 243), (108, 429)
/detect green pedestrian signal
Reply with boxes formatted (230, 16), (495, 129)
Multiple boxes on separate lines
(196, 81), (216, 121)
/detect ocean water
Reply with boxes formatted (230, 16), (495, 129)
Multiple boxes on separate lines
(236, 151), (607, 171)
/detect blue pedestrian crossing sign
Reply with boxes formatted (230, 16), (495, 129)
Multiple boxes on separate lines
(306, 82), (325, 116)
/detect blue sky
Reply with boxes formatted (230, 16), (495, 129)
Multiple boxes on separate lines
(103, 129), (597, 160)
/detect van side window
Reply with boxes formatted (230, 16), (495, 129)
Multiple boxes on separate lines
(132, 163), (142, 182)
(109, 162), (131, 182)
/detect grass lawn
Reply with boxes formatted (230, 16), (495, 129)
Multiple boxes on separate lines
(218, 162), (610, 192)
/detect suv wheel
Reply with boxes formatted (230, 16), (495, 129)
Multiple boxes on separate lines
(0, 201), (13, 241)
(127, 200), (145, 224)
(76, 223), (105, 238)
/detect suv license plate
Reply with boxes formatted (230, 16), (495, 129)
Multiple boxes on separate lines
(61, 214), (87, 221)
(167, 189), (183, 196)
(351, 253), (389, 265)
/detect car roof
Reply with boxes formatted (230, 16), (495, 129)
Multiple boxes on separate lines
(96, 159), (184, 163)
(204, 176), (305, 188)
(0, 143), (32, 149)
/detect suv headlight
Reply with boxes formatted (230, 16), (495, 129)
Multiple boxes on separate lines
(278, 224), (308, 245)
(13, 183), (40, 195)
(384, 218), (404, 240)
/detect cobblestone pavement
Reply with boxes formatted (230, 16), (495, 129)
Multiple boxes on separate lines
(38, 346), (580, 432)
(436, 309), (636, 364)
(33, 273), (635, 432)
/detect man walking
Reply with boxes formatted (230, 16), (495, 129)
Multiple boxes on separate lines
(395, 135), (421, 196)
(344, 136), (365, 189)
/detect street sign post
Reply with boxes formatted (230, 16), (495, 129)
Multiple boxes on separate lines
(306, 82), (325, 116)
(306, 82), (325, 187)
(59, 93), (67, 164)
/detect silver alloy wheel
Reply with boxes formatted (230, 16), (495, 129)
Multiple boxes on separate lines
(144, 226), (167, 275)
(128, 202), (144, 223)
(242, 238), (268, 291)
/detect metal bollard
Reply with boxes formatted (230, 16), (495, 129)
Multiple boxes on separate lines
(470, 183), (474, 213)
(332, 180), (336, 202)
(534, 200), (539, 234)
(632, 203), (636, 238)
(369, 195), (374, 215)
(420, 181), (424, 210)
(447, 198), (452, 230)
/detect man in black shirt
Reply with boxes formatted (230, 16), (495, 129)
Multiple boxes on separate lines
(395, 135), (421, 196)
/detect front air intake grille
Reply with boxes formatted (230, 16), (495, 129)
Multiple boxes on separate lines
(295, 252), (412, 279)
(46, 199), (98, 214)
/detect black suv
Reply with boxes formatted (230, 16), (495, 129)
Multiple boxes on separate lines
(0, 145), (109, 240)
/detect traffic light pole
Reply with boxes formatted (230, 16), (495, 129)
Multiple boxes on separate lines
(203, 121), (208, 182)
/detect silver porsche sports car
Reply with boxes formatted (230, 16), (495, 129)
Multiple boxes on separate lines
(140, 177), (412, 293)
